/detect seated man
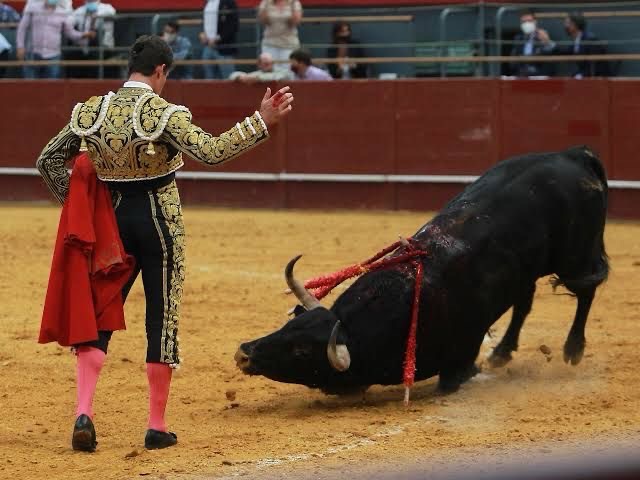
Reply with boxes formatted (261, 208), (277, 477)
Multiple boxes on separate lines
(229, 52), (292, 83)
(162, 21), (193, 79)
(509, 10), (554, 77)
(540, 13), (608, 78)
(289, 48), (332, 81)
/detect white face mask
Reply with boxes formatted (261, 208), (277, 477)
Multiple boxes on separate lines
(521, 21), (536, 35)
(163, 33), (177, 43)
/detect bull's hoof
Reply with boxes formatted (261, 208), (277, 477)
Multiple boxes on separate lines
(563, 338), (585, 366)
(461, 363), (481, 383)
(438, 364), (479, 394)
(487, 349), (513, 368)
(437, 378), (460, 395)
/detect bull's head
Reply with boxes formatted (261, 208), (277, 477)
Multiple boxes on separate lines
(235, 256), (352, 387)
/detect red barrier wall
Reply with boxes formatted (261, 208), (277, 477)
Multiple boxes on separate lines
(0, 79), (638, 218)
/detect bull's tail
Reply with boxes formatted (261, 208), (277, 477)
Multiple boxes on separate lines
(551, 249), (609, 294)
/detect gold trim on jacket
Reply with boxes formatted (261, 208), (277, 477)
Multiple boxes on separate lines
(36, 87), (269, 203)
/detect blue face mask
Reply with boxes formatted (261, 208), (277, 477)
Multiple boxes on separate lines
(46, 0), (59, 6)
(86, 1), (99, 13)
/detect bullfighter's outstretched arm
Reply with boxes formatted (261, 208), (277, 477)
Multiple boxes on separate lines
(161, 110), (269, 167)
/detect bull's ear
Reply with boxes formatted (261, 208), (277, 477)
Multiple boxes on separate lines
(293, 305), (307, 316)
(286, 304), (307, 319)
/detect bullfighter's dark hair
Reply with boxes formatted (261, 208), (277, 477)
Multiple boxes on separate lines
(128, 35), (174, 76)
(567, 12), (587, 32)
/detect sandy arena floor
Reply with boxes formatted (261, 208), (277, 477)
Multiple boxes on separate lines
(0, 204), (638, 480)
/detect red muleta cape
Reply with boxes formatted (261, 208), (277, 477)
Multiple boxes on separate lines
(39, 153), (135, 346)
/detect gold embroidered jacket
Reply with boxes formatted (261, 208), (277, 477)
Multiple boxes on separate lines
(36, 86), (269, 204)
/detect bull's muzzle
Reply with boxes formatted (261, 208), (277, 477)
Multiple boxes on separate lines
(234, 347), (251, 371)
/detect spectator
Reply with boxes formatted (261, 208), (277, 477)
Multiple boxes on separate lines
(0, 1), (20, 22)
(509, 10), (554, 77)
(229, 52), (292, 83)
(163, 21), (193, 79)
(17, 0), (94, 79)
(25, 0), (72, 11)
(540, 13), (608, 78)
(68, 0), (116, 78)
(0, 32), (10, 78)
(258, 0), (302, 73)
(289, 48), (331, 81)
(199, 0), (238, 79)
(327, 21), (367, 79)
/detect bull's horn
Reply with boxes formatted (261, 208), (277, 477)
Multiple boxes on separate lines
(285, 255), (322, 310)
(327, 320), (351, 372)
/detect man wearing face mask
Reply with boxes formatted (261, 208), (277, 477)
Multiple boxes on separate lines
(17, 0), (94, 79)
(68, 0), (116, 78)
(162, 21), (193, 80)
(509, 10), (555, 77)
(0, 1), (20, 23)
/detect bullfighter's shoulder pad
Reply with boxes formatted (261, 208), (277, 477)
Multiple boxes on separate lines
(70, 94), (114, 137)
(132, 93), (191, 141)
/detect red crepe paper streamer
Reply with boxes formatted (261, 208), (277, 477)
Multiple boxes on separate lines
(403, 260), (424, 405)
(301, 238), (427, 404)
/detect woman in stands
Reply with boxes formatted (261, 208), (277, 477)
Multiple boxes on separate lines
(327, 21), (367, 79)
(258, 0), (302, 73)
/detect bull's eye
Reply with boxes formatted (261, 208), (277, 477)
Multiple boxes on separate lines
(292, 345), (312, 359)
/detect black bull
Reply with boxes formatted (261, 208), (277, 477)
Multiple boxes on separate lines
(235, 146), (609, 394)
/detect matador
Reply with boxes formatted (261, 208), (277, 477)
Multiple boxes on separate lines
(36, 35), (293, 451)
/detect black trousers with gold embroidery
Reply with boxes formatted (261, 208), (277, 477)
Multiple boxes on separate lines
(82, 174), (185, 367)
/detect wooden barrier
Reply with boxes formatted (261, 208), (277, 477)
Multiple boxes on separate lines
(0, 78), (638, 218)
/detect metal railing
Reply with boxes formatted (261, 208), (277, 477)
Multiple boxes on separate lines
(1, 2), (640, 79)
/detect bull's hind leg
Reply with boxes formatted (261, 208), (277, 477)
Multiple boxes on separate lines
(488, 283), (536, 368)
(563, 287), (595, 365)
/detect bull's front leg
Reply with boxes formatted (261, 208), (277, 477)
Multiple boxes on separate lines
(437, 330), (484, 394)
(488, 283), (536, 368)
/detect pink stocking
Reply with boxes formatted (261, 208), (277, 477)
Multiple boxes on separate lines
(146, 363), (172, 432)
(75, 346), (106, 418)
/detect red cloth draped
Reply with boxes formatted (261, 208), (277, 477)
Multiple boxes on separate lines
(39, 153), (135, 347)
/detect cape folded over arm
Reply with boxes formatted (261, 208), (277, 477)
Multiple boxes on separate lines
(39, 153), (135, 347)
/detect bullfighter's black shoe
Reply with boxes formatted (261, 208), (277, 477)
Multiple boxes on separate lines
(144, 429), (177, 450)
(72, 414), (97, 452)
